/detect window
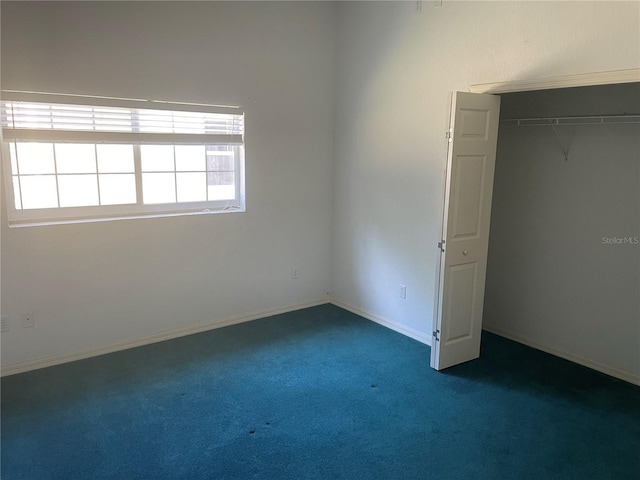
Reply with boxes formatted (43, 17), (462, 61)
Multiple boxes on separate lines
(1, 91), (245, 226)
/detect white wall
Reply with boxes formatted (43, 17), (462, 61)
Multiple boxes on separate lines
(1, 1), (336, 369)
(3, 0), (640, 378)
(484, 85), (639, 383)
(331, 2), (640, 346)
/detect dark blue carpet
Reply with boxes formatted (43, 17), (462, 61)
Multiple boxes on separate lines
(2, 304), (639, 479)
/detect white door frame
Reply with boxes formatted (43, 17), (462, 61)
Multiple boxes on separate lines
(469, 68), (640, 94)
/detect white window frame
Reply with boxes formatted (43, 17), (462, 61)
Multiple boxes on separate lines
(1, 91), (245, 227)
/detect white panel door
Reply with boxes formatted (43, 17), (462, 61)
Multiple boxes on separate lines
(431, 92), (501, 370)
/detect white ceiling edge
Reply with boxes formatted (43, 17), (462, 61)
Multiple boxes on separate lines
(469, 68), (640, 94)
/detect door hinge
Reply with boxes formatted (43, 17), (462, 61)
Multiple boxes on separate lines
(432, 329), (440, 342)
(437, 240), (445, 252)
(445, 129), (453, 142)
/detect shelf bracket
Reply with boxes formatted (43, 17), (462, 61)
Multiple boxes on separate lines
(549, 122), (570, 162)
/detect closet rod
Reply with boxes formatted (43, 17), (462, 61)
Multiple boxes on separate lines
(501, 114), (640, 127)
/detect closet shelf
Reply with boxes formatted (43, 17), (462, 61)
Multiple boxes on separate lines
(501, 114), (640, 126)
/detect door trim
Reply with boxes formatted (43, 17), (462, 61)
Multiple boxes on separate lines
(469, 68), (640, 94)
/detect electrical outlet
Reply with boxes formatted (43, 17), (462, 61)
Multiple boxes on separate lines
(1, 316), (9, 332)
(21, 312), (35, 328)
(400, 285), (407, 299)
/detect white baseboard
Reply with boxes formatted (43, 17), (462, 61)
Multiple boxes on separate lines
(1, 298), (330, 377)
(11, 300), (629, 385)
(330, 299), (432, 346)
(483, 325), (640, 386)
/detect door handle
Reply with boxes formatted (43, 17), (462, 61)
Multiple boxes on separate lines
(463, 249), (469, 256)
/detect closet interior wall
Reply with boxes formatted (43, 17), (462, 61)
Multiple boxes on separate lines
(483, 83), (640, 384)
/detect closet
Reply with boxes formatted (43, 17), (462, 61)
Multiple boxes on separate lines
(483, 83), (640, 384)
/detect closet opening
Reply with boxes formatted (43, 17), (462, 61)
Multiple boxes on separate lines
(482, 82), (640, 384)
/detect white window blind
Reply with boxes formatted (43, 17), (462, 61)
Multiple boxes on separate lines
(1, 91), (245, 227)
(1, 92), (243, 144)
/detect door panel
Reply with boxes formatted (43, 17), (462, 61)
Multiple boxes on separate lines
(444, 262), (478, 343)
(431, 92), (500, 371)
(459, 108), (491, 139)
(451, 154), (486, 239)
